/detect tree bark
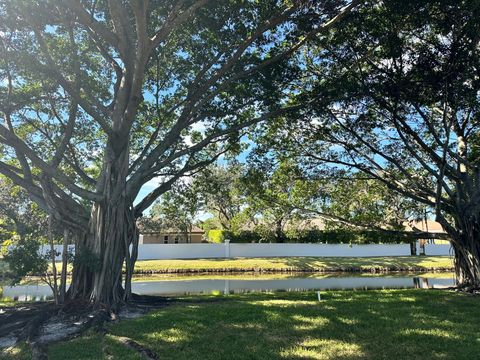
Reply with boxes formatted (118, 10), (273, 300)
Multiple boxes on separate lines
(451, 219), (480, 288)
(410, 242), (417, 256)
(59, 228), (69, 303)
(48, 216), (59, 305)
(67, 146), (139, 309)
(275, 219), (285, 243)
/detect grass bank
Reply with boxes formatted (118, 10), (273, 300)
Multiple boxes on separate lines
(0, 298), (15, 307)
(2, 256), (455, 276)
(4, 289), (478, 359)
(133, 256), (454, 274)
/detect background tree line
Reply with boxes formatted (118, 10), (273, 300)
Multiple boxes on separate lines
(142, 160), (430, 245)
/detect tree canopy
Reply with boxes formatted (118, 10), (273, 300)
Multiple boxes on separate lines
(255, 0), (480, 285)
(0, 0), (359, 306)
(3, 0), (479, 307)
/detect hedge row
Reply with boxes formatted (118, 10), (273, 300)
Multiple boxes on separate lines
(206, 229), (415, 244)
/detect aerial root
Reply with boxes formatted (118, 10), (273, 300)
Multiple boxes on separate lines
(442, 284), (480, 294)
(115, 336), (159, 360)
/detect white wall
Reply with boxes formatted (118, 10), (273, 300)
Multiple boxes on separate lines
(137, 243), (226, 260)
(424, 244), (452, 256)
(39, 242), (451, 261)
(38, 244), (75, 261)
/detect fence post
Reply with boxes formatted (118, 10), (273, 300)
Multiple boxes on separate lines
(224, 239), (230, 258)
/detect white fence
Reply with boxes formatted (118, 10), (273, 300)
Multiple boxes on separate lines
(41, 241), (452, 261)
(423, 244), (452, 256)
(38, 244), (75, 261)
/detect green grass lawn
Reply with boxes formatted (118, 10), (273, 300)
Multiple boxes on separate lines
(133, 256), (454, 273)
(0, 297), (16, 307)
(2, 290), (473, 359)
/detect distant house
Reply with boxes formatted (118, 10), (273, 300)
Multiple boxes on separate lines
(405, 220), (448, 244)
(407, 220), (445, 235)
(140, 226), (205, 244)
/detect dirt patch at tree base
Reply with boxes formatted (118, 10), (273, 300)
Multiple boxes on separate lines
(0, 295), (172, 357)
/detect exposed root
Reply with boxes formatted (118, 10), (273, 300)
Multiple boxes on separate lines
(440, 284), (480, 295)
(0, 295), (173, 354)
(453, 284), (480, 294)
(115, 336), (159, 360)
(131, 293), (171, 307)
(30, 343), (48, 360)
(0, 302), (55, 348)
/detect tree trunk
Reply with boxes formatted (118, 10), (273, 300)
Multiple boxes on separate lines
(48, 216), (59, 305)
(59, 228), (69, 303)
(409, 241), (417, 256)
(451, 220), (480, 288)
(67, 146), (139, 309)
(275, 219), (285, 243)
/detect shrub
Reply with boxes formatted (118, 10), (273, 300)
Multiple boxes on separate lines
(230, 231), (263, 243)
(206, 228), (411, 244)
(293, 229), (411, 244)
(222, 229), (413, 244)
(2, 237), (48, 285)
(207, 229), (225, 243)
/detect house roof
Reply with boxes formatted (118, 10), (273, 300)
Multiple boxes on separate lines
(405, 220), (445, 233)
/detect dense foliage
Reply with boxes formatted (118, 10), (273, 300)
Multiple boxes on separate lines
(0, 0), (359, 305)
(252, 0), (480, 285)
(207, 228), (414, 244)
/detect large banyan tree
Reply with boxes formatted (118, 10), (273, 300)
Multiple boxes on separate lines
(267, 0), (480, 287)
(0, 0), (359, 307)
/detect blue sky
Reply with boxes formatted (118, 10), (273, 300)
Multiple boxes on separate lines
(135, 133), (253, 218)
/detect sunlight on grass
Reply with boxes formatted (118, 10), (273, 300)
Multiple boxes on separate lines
(0, 296), (15, 307)
(248, 299), (316, 307)
(400, 328), (462, 340)
(291, 314), (330, 330)
(146, 328), (190, 343)
(377, 295), (417, 303)
(132, 256), (454, 274)
(1, 343), (31, 360)
(335, 316), (359, 325)
(282, 339), (365, 359)
(40, 290), (480, 360)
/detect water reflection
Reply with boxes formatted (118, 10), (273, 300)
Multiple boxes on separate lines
(1, 273), (454, 301)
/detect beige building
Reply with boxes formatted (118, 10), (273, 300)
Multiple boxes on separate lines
(140, 226), (205, 244)
(405, 220), (448, 244)
(406, 219), (445, 234)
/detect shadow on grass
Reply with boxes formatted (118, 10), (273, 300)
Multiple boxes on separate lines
(278, 256), (454, 272)
(44, 289), (480, 360)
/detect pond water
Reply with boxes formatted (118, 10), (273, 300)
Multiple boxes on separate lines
(1, 273), (455, 302)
